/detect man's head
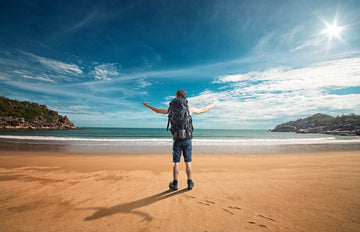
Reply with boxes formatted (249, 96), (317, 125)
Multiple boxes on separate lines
(176, 89), (187, 99)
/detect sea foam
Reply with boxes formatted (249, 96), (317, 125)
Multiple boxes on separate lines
(1, 135), (359, 146)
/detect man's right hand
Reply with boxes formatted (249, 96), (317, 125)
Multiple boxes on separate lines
(142, 101), (150, 108)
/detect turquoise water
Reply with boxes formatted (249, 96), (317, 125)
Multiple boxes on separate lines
(0, 127), (354, 140)
(1, 128), (360, 153)
(0, 127), (359, 144)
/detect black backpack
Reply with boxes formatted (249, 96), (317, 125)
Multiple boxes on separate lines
(167, 97), (193, 140)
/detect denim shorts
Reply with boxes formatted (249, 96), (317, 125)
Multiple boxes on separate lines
(172, 139), (192, 163)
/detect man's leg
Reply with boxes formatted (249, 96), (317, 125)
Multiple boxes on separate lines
(170, 140), (181, 191)
(173, 162), (179, 181)
(186, 162), (194, 190)
(183, 139), (194, 190)
(185, 162), (192, 180)
(169, 162), (179, 191)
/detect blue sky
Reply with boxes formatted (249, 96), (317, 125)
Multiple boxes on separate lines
(0, 0), (359, 129)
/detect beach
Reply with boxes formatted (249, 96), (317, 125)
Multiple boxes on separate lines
(0, 150), (359, 232)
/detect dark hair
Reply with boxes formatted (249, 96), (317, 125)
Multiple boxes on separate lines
(176, 89), (187, 99)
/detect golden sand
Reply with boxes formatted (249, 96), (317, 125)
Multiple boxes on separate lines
(0, 151), (359, 231)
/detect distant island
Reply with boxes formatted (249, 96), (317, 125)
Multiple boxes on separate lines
(270, 113), (360, 136)
(0, 96), (78, 130)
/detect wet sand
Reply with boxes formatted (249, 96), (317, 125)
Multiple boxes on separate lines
(0, 151), (359, 231)
(1, 140), (360, 153)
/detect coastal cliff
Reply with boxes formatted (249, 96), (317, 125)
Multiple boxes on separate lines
(271, 113), (360, 136)
(0, 96), (78, 130)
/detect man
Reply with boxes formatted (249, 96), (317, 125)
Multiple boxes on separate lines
(143, 89), (218, 191)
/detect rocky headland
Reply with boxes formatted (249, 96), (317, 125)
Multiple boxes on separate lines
(270, 113), (360, 136)
(0, 96), (79, 130)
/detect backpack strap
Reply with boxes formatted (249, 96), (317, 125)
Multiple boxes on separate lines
(166, 101), (172, 131)
(166, 117), (170, 131)
(185, 101), (192, 134)
(185, 100), (190, 117)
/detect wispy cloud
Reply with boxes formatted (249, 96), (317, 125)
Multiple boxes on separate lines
(282, 25), (305, 43)
(66, 10), (99, 33)
(35, 55), (83, 75)
(20, 51), (83, 75)
(13, 70), (55, 82)
(52, 105), (101, 115)
(290, 36), (326, 52)
(0, 50), (83, 83)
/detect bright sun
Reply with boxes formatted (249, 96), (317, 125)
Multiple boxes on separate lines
(323, 22), (342, 39)
(319, 16), (347, 49)
(314, 9), (351, 49)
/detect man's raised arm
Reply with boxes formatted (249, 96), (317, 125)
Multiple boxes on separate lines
(190, 100), (219, 114)
(142, 101), (169, 114)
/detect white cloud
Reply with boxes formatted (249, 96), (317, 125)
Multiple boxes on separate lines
(92, 63), (120, 80)
(187, 90), (222, 107)
(194, 57), (360, 128)
(216, 57), (360, 91)
(137, 79), (152, 88)
(213, 67), (286, 83)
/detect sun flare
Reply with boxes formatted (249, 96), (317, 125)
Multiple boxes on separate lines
(318, 16), (348, 49)
(323, 21), (342, 39)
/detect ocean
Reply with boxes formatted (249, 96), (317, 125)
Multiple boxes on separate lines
(1, 128), (360, 153)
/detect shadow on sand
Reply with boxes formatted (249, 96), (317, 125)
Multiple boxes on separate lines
(78, 188), (190, 222)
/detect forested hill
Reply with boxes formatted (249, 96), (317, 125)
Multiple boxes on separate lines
(271, 113), (360, 136)
(0, 96), (78, 130)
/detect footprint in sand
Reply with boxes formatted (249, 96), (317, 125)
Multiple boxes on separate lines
(222, 206), (242, 215)
(197, 200), (216, 206)
(258, 214), (276, 222)
(198, 201), (210, 206)
(222, 208), (234, 215)
(247, 215), (274, 229)
(205, 200), (215, 205)
(228, 206), (242, 211)
(248, 221), (268, 229)
(183, 195), (196, 199)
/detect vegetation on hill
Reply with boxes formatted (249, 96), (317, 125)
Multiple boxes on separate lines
(284, 113), (334, 128)
(277, 113), (360, 129)
(271, 113), (360, 136)
(0, 96), (77, 130)
(0, 96), (59, 122)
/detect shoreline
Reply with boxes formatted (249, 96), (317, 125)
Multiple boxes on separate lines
(1, 140), (360, 154)
(1, 127), (360, 154)
(0, 150), (359, 231)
